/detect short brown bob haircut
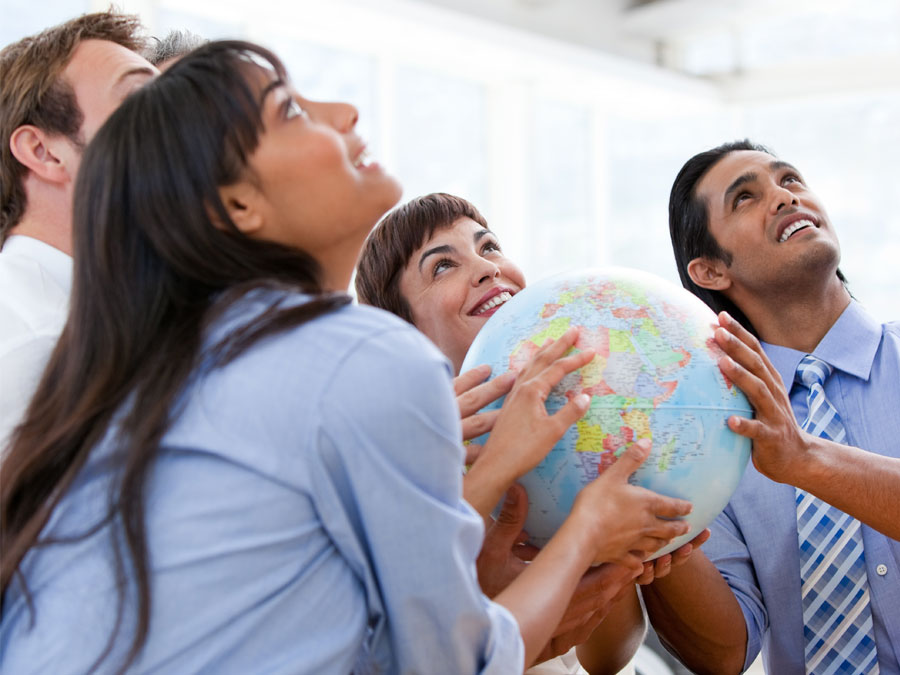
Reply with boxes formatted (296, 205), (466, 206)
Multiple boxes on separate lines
(355, 192), (489, 324)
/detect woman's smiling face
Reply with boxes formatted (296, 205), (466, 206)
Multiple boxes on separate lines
(398, 216), (525, 373)
(236, 71), (401, 287)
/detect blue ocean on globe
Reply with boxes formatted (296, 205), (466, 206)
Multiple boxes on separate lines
(462, 267), (753, 560)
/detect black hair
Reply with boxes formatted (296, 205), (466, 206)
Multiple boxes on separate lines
(668, 139), (847, 336)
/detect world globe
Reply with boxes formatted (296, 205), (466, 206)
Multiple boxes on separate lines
(462, 267), (753, 560)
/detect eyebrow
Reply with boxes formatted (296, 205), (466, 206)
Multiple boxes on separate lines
(770, 159), (800, 175)
(418, 244), (453, 273)
(113, 66), (157, 89)
(416, 228), (492, 272)
(722, 160), (802, 207)
(723, 172), (757, 207)
(258, 78), (285, 106)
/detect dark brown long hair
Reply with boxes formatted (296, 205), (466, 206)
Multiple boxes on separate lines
(0, 40), (349, 671)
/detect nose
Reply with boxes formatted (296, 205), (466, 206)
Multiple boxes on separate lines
(768, 183), (798, 214)
(472, 258), (501, 286)
(306, 100), (359, 133)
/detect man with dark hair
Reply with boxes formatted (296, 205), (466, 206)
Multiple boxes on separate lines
(640, 141), (900, 673)
(0, 12), (158, 448)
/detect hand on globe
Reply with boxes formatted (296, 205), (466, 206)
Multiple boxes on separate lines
(463, 328), (595, 518)
(533, 562), (639, 664)
(476, 483), (535, 598)
(461, 268), (753, 559)
(634, 528), (711, 586)
(565, 439), (693, 567)
(714, 311), (813, 484)
(454, 364), (516, 443)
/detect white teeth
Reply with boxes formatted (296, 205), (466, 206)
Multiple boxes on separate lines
(474, 291), (512, 315)
(353, 148), (371, 168)
(779, 219), (814, 243)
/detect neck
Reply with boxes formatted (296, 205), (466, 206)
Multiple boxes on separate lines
(733, 275), (851, 352)
(9, 205), (74, 256)
(319, 235), (371, 293)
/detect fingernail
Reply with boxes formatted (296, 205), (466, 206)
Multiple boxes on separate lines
(575, 393), (590, 409)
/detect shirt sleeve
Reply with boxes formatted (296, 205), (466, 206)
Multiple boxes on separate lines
(312, 323), (524, 674)
(704, 503), (768, 672)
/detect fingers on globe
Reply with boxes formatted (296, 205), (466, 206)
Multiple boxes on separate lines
(458, 372), (514, 417)
(453, 364), (491, 395)
(462, 408), (500, 442)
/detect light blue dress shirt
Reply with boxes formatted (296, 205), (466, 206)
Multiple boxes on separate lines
(705, 301), (900, 674)
(0, 293), (524, 674)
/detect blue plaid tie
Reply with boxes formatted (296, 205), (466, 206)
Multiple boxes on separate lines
(795, 354), (879, 674)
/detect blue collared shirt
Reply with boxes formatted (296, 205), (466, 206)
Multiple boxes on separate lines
(0, 295), (524, 674)
(705, 301), (900, 674)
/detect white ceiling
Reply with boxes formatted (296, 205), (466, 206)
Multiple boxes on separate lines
(402, 0), (900, 100)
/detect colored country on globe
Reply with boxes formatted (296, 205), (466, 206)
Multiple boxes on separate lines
(462, 267), (753, 560)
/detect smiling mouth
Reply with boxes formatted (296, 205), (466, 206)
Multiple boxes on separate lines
(471, 291), (513, 316)
(779, 218), (815, 243)
(353, 148), (372, 169)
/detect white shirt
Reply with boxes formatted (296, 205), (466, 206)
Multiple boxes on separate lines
(0, 235), (72, 452)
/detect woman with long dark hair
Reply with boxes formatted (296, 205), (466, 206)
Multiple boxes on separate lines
(0, 41), (690, 673)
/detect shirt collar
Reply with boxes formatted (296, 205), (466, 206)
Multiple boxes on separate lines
(762, 300), (882, 387)
(2, 235), (73, 293)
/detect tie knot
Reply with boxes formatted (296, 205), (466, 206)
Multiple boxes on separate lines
(796, 354), (833, 388)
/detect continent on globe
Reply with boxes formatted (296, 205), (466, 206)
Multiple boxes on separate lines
(462, 267), (753, 560)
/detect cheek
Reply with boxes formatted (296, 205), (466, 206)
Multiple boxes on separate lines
(502, 261), (526, 289)
(414, 291), (466, 342)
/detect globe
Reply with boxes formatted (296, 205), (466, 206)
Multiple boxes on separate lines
(461, 267), (753, 560)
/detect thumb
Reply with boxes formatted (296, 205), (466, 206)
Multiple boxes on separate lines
(606, 438), (652, 480)
(551, 392), (592, 429)
(489, 483), (529, 542)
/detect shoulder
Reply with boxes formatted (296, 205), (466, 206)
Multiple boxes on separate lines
(322, 303), (453, 401)
(208, 291), (451, 395)
(883, 320), (900, 339)
(0, 242), (71, 339)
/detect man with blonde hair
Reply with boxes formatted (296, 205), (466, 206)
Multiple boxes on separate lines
(0, 11), (158, 449)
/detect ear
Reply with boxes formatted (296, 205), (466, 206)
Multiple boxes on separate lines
(9, 125), (71, 185)
(217, 182), (265, 235)
(687, 256), (732, 292)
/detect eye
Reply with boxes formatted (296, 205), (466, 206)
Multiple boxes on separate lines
(432, 258), (456, 278)
(782, 173), (802, 186)
(284, 97), (308, 120)
(481, 239), (502, 255)
(732, 191), (752, 209)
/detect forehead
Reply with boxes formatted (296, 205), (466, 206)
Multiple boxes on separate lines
(414, 216), (484, 251)
(696, 150), (780, 205)
(62, 38), (154, 96)
(402, 216), (487, 270)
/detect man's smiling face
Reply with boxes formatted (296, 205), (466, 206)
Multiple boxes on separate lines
(694, 150), (841, 298)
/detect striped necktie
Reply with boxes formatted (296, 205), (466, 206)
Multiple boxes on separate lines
(795, 354), (879, 674)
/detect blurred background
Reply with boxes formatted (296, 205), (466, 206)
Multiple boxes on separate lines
(3, 1), (897, 671)
(3, 0), (898, 322)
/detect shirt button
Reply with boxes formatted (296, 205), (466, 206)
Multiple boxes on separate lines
(876, 564), (888, 576)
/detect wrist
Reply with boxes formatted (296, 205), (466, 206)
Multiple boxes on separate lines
(784, 433), (831, 491)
